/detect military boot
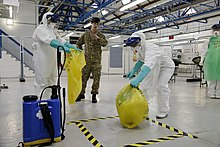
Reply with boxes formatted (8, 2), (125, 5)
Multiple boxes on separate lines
(75, 94), (85, 102)
(92, 94), (97, 103)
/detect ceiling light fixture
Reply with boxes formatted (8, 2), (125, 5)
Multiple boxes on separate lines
(122, 0), (131, 5)
(112, 44), (121, 47)
(109, 35), (121, 40)
(186, 7), (196, 15)
(120, 0), (145, 11)
(65, 31), (74, 37)
(145, 0), (170, 9)
(84, 22), (91, 28)
(156, 16), (165, 22)
(101, 9), (109, 16)
(91, 3), (98, 8)
(136, 27), (157, 33)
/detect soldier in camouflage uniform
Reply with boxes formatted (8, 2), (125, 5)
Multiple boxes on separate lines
(76, 17), (108, 103)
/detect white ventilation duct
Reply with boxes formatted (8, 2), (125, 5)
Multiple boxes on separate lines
(2, 0), (19, 6)
(0, 0), (19, 19)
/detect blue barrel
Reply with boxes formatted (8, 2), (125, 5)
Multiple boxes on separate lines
(23, 95), (61, 145)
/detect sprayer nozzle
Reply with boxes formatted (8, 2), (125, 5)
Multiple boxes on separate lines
(50, 85), (58, 99)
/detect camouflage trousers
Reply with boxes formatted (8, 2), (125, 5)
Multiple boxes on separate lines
(80, 62), (102, 95)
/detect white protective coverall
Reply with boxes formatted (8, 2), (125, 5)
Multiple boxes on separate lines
(32, 12), (65, 99)
(131, 32), (175, 116)
(201, 37), (220, 98)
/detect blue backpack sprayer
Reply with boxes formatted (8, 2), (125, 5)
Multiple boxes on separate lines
(18, 46), (67, 146)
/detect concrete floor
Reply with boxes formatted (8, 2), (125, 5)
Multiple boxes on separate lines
(0, 74), (220, 147)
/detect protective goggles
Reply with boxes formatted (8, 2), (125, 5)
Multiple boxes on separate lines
(125, 37), (141, 47)
(211, 24), (220, 30)
(46, 14), (60, 23)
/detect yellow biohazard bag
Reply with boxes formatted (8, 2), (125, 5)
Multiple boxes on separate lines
(64, 50), (86, 104)
(116, 84), (148, 129)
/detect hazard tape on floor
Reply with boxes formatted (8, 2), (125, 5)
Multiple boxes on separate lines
(146, 118), (198, 139)
(67, 116), (119, 124)
(68, 116), (197, 139)
(75, 121), (103, 147)
(68, 115), (197, 147)
(123, 133), (184, 147)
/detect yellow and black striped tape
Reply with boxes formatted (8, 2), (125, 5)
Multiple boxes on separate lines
(75, 121), (103, 147)
(68, 115), (197, 139)
(67, 116), (119, 125)
(146, 118), (198, 139)
(123, 133), (184, 147)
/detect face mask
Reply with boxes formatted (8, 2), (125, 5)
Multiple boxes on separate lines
(48, 23), (57, 29)
(132, 46), (145, 60)
(132, 46), (141, 55)
(212, 30), (220, 37)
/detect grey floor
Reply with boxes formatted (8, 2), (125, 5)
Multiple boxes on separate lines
(0, 74), (220, 147)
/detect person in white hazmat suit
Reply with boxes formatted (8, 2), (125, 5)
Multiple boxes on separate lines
(200, 24), (220, 99)
(125, 32), (175, 119)
(32, 12), (80, 99)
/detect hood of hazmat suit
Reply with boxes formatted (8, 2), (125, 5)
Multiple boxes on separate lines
(129, 32), (146, 61)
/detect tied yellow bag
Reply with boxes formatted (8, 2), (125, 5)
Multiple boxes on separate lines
(116, 85), (149, 129)
(64, 50), (86, 104)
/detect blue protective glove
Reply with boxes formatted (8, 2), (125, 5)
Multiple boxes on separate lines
(64, 42), (81, 51)
(50, 39), (70, 53)
(126, 60), (144, 79)
(130, 65), (151, 88)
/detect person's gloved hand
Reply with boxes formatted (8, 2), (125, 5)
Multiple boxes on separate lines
(64, 42), (81, 51)
(50, 39), (70, 53)
(58, 46), (70, 53)
(126, 60), (144, 80)
(130, 65), (151, 88)
(126, 70), (136, 80)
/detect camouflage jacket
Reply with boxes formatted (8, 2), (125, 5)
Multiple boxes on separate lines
(76, 30), (108, 64)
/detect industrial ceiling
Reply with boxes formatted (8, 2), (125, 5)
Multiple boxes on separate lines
(37, 0), (220, 35)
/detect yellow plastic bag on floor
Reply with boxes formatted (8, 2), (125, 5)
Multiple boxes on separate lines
(64, 50), (86, 104)
(116, 84), (148, 129)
